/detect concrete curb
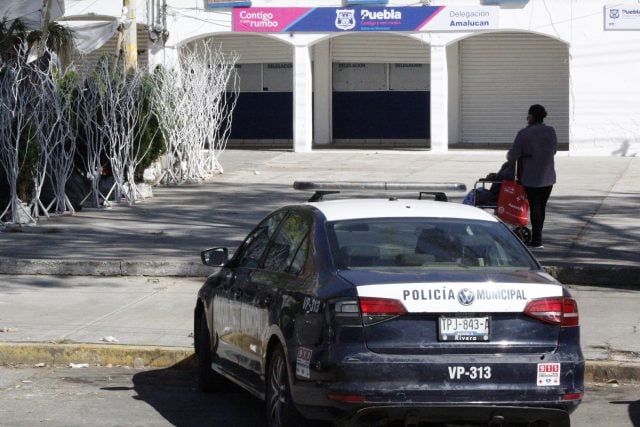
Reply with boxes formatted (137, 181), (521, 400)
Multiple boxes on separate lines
(0, 259), (212, 277)
(585, 360), (640, 383)
(544, 264), (640, 288)
(1, 259), (640, 288)
(0, 342), (638, 383)
(0, 342), (195, 368)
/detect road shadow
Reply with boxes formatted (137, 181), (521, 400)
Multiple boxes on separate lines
(131, 356), (265, 427)
(611, 399), (640, 427)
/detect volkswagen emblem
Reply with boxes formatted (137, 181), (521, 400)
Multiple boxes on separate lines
(457, 288), (475, 306)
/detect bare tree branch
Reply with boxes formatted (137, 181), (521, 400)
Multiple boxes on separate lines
(98, 65), (155, 205)
(0, 47), (39, 224)
(151, 41), (239, 185)
(76, 61), (107, 208)
(29, 52), (76, 217)
(45, 67), (77, 215)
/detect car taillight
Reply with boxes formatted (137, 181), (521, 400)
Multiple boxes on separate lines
(359, 297), (407, 325)
(564, 392), (584, 401)
(327, 393), (366, 403)
(524, 297), (579, 327)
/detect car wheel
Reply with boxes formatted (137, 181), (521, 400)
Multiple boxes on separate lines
(197, 311), (223, 392)
(266, 345), (304, 427)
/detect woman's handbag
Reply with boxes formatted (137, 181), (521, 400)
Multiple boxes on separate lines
(495, 180), (529, 226)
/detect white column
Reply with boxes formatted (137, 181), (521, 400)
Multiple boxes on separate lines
(446, 43), (460, 146)
(293, 44), (313, 152)
(429, 44), (449, 153)
(313, 41), (332, 146)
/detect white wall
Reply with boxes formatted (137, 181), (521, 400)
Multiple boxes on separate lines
(65, 0), (640, 156)
(568, 3), (640, 156)
(63, 0), (149, 22)
(494, 0), (640, 156)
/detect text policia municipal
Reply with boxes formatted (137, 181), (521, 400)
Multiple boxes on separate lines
(403, 288), (527, 302)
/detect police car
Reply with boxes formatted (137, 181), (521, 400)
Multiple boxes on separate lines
(194, 182), (584, 427)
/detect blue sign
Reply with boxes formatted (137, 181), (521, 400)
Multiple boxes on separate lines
(207, 0), (251, 8)
(233, 6), (499, 33)
(287, 7), (442, 32)
(345, 0), (389, 4)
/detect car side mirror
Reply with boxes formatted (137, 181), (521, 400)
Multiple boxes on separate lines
(201, 247), (228, 267)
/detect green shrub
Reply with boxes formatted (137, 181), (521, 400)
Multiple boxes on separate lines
(134, 71), (165, 181)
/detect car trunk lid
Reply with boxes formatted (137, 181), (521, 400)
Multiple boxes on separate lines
(339, 269), (566, 355)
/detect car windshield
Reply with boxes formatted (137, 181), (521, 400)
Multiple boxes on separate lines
(327, 218), (538, 270)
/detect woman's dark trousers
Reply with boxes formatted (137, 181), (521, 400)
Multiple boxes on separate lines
(524, 186), (553, 246)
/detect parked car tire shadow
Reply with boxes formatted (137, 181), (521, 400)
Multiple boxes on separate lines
(131, 356), (265, 427)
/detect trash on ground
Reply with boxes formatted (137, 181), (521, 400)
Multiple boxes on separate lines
(69, 363), (90, 369)
(133, 358), (145, 369)
(101, 336), (119, 343)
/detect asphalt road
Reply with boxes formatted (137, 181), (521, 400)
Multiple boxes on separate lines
(0, 365), (265, 427)
(0, 366), (638, 427)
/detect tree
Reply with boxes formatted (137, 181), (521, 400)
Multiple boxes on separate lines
(0, 47), (39, 224)
(75, 62), (107, 209)
(151, 41), (239, 184)
(45, 67), (77, 215)
(0, 17), (28, 65)
(98, 64), (156, 205)
(0, 16), (75, 223)
(27, 21), (73, 66)
(26, 54), (83, 218)
(0, 17), (73, 67)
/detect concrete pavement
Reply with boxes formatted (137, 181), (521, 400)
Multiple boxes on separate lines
(0, 149), (639, 382)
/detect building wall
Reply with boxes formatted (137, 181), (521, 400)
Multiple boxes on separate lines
(61, 0), (640, 156)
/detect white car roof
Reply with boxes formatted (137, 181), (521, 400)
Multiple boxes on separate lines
(308, 199), (499, 222)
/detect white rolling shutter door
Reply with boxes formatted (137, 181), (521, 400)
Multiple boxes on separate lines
(331, 33), (429, 63)
(460, 33), (569, 146)
(184, 36), (294, 92)
(206, 35), (293, 63)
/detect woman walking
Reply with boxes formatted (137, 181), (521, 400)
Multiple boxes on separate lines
(507, 104), (557, 249)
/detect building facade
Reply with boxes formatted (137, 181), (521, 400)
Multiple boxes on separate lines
(60, 0), (640, 156)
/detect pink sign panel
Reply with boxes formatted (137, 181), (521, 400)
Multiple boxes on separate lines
(233, 8), (312, 32)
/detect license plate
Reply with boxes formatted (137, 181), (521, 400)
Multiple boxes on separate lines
(439, 316), (490, 341)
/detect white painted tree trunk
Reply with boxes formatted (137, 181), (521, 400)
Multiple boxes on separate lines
(0, 48), (38, 225)
(30, 55), (75, 217)
(98, 64), (155, 206)
(151, 41), (239, 185)
(77, 62), (106, 209)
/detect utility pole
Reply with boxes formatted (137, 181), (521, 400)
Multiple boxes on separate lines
(123, 0), (138, 70)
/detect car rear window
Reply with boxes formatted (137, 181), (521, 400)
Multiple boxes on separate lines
(327, 218), (538, 270)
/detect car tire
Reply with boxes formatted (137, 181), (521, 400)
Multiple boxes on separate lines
(197, 311), (223, 392)
(266, 345), (304, 427)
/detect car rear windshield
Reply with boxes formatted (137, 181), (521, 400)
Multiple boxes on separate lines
(327, 218), (538, 270)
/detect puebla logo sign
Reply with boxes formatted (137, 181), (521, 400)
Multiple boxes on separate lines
(335, 9), (356, 30)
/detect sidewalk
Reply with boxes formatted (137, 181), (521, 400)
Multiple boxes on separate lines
(1, 149), (639, 381)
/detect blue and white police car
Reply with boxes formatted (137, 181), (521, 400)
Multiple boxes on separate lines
(194, 182), (584, 427)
